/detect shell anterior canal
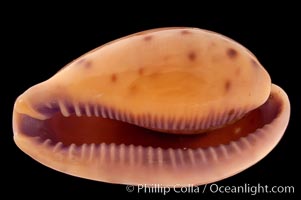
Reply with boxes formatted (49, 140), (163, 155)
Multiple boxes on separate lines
(18, 94), (279, 149)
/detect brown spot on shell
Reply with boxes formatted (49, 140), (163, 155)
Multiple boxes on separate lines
(226, 48), (238, 59)
(143, 35), (153, 41)
(77, 59), (85, 64)
(77, 59), (92, 68)
(163, 55), (171, 61)
(224, 80), (231, 92)
(129, 84), (138, 94)
(180, 30), (191, 35)
(251, 59), (259, 67)
(84, 61), (92, 68)
(111, 74), (117, 82)
(188, 51), (196, 61)
(209, 41), (216, 47)
(138, 68), (144, 75)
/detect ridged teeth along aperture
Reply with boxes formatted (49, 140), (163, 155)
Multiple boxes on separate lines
(85, 104), (92, 117)
(74, 102), (82, 117)
(47, 99), (251, 136)
(58, 101), (70, 117)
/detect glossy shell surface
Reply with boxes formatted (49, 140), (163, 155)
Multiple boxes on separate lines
(13, 27), (290, 186)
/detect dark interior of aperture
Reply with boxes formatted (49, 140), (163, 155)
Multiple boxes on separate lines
(18, 94), (281, 149)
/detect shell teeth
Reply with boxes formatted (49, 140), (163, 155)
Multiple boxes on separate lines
(152, 116), (157, 129)
(202, 115), (207, 130)
(209, 112), (215, 129)
(220, 113), (228, 125)
(144, 114), (150, 127)
(81, 143), (88, 159)
(99, 143), (107, 163)
(89, 143), (96, 161)
(190, 116), (197, 130)
(197, 148), (207, 163)
(85, 104), (92, 117)
(42, 138), (52, 146)
(240, 137), (252, 149)
(144, 115), (148, 127)
(115, 110), (121, 121)
(94, 104), (99, 117)
(137, 145), (143, 166)
(147, 146), (153, 165)
(44, 99), (249, 134)
(109, 143), (116, 162)
(68, 143), (76, 158)
(188, 149), (196, 166)
(119, 144), (126, 164)
(132, 114), (137, 125)
(156, 147), (164, 167)
(104, 107), (111, 119)
(219, 144), (229, 159)
(177, 148), (185, 166)
(163, 116), (169, 130)
(107, 107), (114, 119)
(128, 144), (135, 166)
(168, 148), (177, 169)
(121, 112), (129, 122)
(229, 141), (242, 154)
(121, 111), (127, 122)
(153, 116), (158, 129)
(179, 119), (185, 130)
(208, 147), (218, 162)
(100, 106), (107, 118)
(171, 118), (177, 130)
(139, 114), (144, 127)
(58, 101), (70, 117)
(74, 102), (82, 117)
(53, 142), (63, 153)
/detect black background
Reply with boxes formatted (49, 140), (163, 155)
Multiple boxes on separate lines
(2, 3), (299, 199)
